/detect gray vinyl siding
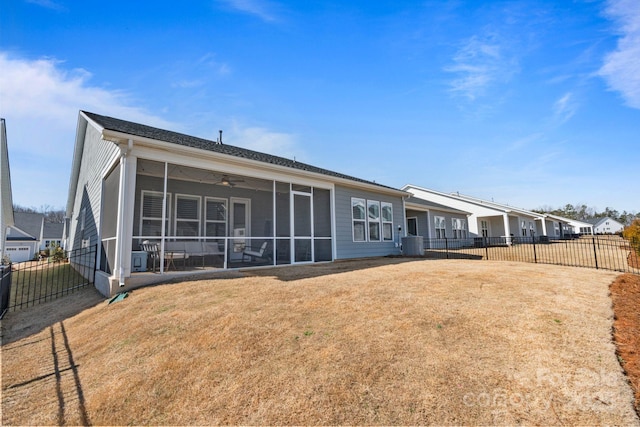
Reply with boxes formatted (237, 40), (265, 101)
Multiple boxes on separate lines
(334, 184), (403, 260)
(69, 124), (119, 251)
(405, 209), (428, 237)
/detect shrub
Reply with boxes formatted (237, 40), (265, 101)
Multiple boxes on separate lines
(50, 245), (67, 263)
(623, 219), (640, 255)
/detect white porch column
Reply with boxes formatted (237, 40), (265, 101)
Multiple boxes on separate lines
(113, 140), (136, 289)
(540, 217), (548, 236)
(502, 213), (512, 245)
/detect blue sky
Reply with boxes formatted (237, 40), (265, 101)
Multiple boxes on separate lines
(1, 0), (638, 213)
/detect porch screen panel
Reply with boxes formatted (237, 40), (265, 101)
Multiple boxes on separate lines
(276, 182), (290, 237)
(175, 195), (200, 236)
(100, 163), (120, 274)
(205, 198), (227, 237)
(141, 191), (171, 237)
(313, 188), (331, 237)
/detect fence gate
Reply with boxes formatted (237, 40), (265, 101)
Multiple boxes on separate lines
(1, 245), (97, 317)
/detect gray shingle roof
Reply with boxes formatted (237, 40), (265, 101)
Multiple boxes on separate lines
(12, 212), (43, 239)
(83, 111), (402, 193)
(43, 222), (64, 239)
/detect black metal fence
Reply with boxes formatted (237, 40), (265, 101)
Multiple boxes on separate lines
(0, 264), (12, 318)
(417, 235), (640, 274)
(2, 245), (97, 315)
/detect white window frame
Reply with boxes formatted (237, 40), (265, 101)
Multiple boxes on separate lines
(481, 220), (489, 237)
(351, 198), (366, 242)
(521, 220), (527, 237)
(367, 200), (381, 242)
(175, 194), (201, 237)
(140, 190), (171, 237)
(435, 216), (446, 239)
(452, 218), (467, 239)
(204, 197), (227, 237)
(381, 202), (393, 241)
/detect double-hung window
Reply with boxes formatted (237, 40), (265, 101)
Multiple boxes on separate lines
(452, 218), (467, 239)
(367, 200), (381, 241)
(481, 220), (489, 237)
(381, 202), (393, 241)
(521, 220), (527, 237)
(434, 216), (446, 238)
(175, 195), (201, 236)
(205, 197), (227, 237)
(352, 198), (366, 242)
(141, 191), (170, 237)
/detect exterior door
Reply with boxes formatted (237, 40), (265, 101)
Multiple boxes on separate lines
(292, 192), (312, 263)
(407, 217), (418, 236)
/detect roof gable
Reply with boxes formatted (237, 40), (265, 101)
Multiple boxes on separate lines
(12, 212), (43, 239)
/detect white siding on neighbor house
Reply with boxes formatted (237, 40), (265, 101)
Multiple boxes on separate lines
(334, 185), (404, 259)
(68, 122), (120, 252)
(1, 119), (14, 262)
(428, 208), (468, 239)
(406, 187), (504, 236)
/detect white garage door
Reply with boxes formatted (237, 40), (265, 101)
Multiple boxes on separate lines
(5, 246), (32, 263)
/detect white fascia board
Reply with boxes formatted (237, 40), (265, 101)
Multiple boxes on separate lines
(404, 185), (505, 217)
(103, 129), (408, 197)
(66, 113), (94, 216)
(404, 183), (543, 219)
(404, 201), (471, 216)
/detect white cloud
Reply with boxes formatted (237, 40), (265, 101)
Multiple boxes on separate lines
(226, 120), (303, 161)
(552, 92), (578, 124)
(445, 33), (518, 101)
(216, 0), (280, 23)
(599, 0), (640, 109)
(0, 52), (173, 208)
(26, 0), (65, 11)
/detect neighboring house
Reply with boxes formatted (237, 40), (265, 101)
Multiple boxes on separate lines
(1, 118), (15, 263)
(586, 217), (625, 234)
(404, 196), (471, 247)
(66, 111), (409, 297)
(403, 185), (561, 243)
(41, 222), (65, 250)
(5, 212), (43, 263)
(563, 217), (594, 235)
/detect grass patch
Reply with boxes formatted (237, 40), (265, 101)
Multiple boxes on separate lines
(2, 259), (638, 425)
(9, 261), (88, 308)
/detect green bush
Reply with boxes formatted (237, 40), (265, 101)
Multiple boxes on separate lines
(50, 245), (67, 263)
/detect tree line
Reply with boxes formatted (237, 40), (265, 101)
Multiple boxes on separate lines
(532, 204), (639, 226)
(13, 205), (65, 223)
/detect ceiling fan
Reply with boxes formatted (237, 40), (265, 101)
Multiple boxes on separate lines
(216, 174), (244, 187)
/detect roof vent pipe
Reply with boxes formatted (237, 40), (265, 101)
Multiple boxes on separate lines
(218, 130), (223, 145)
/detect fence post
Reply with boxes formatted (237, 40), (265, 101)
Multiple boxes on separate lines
(592, 237), (599, 270)
(533, 236), (538, 264)
(445, 237), (449, 259)
(0, 265), (12, 319)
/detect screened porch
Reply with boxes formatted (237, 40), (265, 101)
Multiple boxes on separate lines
(100, 159), (333, 276)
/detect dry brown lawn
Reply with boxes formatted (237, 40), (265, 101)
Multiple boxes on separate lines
(1, 258), (639, 425)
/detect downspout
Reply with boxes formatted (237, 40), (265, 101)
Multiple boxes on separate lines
(115, 139), (133, 287)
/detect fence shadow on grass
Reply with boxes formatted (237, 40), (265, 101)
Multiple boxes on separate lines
(1, 286), (104, 346)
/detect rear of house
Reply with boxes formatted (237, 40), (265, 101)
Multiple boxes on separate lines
(66, 111), (408, 296)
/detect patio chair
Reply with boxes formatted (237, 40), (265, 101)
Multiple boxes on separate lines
(141, 240), (160, 272)
(242, 241), (268, 263)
